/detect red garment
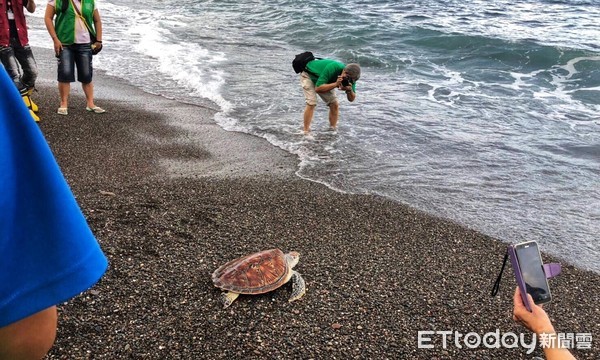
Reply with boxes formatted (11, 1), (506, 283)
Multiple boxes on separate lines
(0, 0), (29, 47)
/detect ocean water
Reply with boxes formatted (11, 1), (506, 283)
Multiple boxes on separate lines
(28, 0), (599, 272)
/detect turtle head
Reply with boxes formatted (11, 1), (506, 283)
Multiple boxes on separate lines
(286, 251), (300, 268)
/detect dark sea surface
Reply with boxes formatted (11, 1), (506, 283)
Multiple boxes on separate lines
(29, 0), (600, 271)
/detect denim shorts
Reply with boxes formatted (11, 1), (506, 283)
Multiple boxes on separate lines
(300, 71), (337, 106)
(57, 43), (93, 83)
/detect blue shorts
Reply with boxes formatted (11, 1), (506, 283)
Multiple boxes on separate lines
(57, 43), (93, 84)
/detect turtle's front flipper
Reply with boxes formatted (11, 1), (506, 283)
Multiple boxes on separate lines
(221, 291), (240, 308)
(289, 271), (306, 303)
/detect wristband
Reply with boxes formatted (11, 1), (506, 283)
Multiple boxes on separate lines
(96, 40), (103, 43)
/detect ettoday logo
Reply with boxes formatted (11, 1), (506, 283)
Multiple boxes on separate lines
(418, 330), (593, 353)
(418, 330), (537, 354)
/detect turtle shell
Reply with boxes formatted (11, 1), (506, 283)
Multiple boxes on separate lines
(212, 249), (290, 294)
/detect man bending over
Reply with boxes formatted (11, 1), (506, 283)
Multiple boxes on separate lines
(300, 59), (360, 134)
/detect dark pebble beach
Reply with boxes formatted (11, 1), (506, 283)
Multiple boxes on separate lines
(28, 49), (598, 359)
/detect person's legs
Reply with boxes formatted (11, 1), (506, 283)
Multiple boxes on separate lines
(303, 104), (316, 133)
(13, 45), (38, 91)
(74, 44), (96, 108)
(328, 101), (339, 130)
(300, 72), (318, 133)
(58, 82), (70, 109)
(14, 45), (39, 116)
(0, 46), (25, 93)
(57, 46), (76, 110)
(81, 81), (94, 108)
(2, 45), (40, 120)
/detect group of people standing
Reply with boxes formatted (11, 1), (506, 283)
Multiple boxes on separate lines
(0, 0), (105, 121)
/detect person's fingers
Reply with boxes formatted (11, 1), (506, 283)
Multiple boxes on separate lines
(525, 293), (536, 308)
(525, 293), (545, 311)
(513, 287), (522, 306)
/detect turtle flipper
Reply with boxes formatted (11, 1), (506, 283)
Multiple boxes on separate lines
(221, 291), (240, 308)
(288, 271), (306, 303)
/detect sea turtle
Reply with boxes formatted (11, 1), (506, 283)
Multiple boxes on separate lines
(211, 249), (306, 308)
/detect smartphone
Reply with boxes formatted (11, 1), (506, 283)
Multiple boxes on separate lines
(513, 241), (552, 307)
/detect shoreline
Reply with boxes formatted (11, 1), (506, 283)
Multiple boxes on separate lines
(28, 48), (599, 358)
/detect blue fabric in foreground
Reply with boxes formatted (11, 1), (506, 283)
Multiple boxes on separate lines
(0, 67), (108, 327)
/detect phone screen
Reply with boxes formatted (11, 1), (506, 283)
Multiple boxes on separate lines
(515, 241), (551, 304)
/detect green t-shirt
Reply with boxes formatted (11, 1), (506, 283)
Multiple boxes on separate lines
(305, 59), (357, 92)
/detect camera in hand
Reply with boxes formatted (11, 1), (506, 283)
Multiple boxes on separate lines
(341, 76), (351, 87)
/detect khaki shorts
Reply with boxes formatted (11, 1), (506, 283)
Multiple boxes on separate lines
(300, 71), (338, 106)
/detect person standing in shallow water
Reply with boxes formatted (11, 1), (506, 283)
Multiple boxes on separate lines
(300, 59), (360, 134)
(44, 0), (105, 115)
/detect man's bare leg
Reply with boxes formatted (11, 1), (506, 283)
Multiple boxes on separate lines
(328, 101), (339, 130)
(303, 104), (316, 134)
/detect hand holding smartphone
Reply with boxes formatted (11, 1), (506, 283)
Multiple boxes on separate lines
(509, 241), (552, 312)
